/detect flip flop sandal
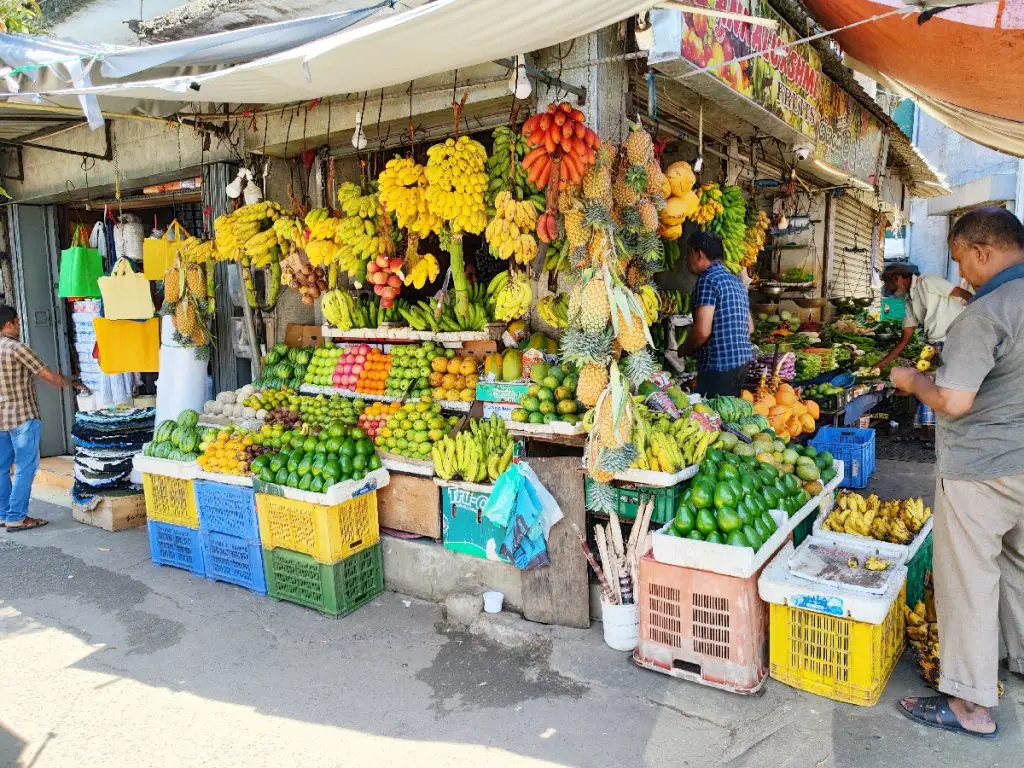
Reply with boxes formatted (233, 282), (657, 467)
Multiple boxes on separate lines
(899, 695), (999, 740)
(5, 517), (49, 532)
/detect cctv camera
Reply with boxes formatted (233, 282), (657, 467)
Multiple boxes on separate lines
(792, 141), (813, 162)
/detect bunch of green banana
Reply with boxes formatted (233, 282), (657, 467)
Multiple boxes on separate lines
(542, 237), (570, 274)
(707, 184), (747, 274)
(485, 126), (545, 211)
(673, 416), (718, 465)
(399, 299), (488, 333)
(492, 271), (533, 322)
(468, 413), (512, 455)
(321, 289), (356, 330)
(662, 238), (681, 270)
(536, 293), (569, 329)
(657, 289), (691, 317)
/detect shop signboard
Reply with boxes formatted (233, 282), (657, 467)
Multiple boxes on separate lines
(441, 484), (512, 563)
(678, 0), (884, 186)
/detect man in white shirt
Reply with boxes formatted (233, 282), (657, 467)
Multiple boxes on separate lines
(876, 263), (973, 369)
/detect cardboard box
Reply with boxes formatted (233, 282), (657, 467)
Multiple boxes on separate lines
(72, 493), (147, 532)
(284, 323), (323, 348)
(440, 484), (510, 562)
(482, 402), (519, 421)
(377, 472), (441, 538)
(476, 381), (529, 404)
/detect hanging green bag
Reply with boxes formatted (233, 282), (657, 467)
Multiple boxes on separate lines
(57, 224), (103, 299)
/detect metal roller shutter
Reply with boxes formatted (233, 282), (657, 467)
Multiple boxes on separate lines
(830, 194), (878, 300)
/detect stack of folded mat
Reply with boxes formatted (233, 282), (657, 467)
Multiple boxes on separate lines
(71, 407), (155, 504)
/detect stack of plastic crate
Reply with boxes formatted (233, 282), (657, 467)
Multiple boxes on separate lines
(256, 490), (383, 616)
(195, 480), (266, 595)
(144, 468), (204, 575)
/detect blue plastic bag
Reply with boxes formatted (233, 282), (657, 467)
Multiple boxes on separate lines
(483, 462), (563, 570)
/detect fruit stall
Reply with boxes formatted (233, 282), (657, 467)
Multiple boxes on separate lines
(110, 99), (940, 710)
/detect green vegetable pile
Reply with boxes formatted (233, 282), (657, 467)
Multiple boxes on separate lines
(143, 409), (202, 461)
(249, 422), (382, 493)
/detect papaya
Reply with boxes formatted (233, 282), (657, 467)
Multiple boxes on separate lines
(501, 348), (523, 382)
(484, 352), (503, 380)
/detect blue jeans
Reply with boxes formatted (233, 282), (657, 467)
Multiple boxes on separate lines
(0, 419), (41, 525)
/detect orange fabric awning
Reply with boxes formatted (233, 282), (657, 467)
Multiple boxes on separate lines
(804, 0), (1024, 122)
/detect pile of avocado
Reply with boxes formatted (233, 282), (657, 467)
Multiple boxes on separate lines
(664, 446), (835, 550)
(250, 423), (382, 493)
(510, 363), (582, 426)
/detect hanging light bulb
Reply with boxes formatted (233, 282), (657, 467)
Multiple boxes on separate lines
(508, 54), (532, 99)
(635, 13), (655, 51)
(351, 110), (368, 150)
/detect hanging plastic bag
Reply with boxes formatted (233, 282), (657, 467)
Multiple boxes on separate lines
(483, 461), (563, 570)
(57, 224), (103, 299)
(93, 317), (160, 373)
(143, 219), (190, 279)
(113, 212), (145, 262)
(98, 258), (154, 320)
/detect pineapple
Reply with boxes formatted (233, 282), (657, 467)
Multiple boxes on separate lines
(582, 164), (611, 201)
(577, 363), (609, 407)
(570, 244), (591, 270)
(625, 124), (653, 165)
(615, 307), (648, 353)
(638, 201), (659, 233)
(587, 228), (611, 266)
(559, 328), (612, 368)
(174, 296), (197, 336)
(185, 263), (205, 296)
(645, 160), (667, 197)
(625, 263), (645, 290)
(622, 349), (656, 388)
(564, 209), (588, 249)
(164, 264), (181, 304)
(624, 165), (649, 195)
(580, 277), (611, 333)
(613, 166), (639, 207)
(566, 283), (582, 325)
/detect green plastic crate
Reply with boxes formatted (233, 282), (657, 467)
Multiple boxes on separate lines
(793, 515), (815, 547)
(263, 543), (383, 616)
(905, 532), (933, 607)
(585, 477), (679, 525)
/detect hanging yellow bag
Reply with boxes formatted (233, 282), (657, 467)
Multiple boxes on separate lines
(98, 258), (154, 320)
(93, 317), (160, 373)
(143, 220), (190, 280)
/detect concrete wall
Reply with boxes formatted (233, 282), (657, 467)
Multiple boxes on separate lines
(908, 109), (1020, 280)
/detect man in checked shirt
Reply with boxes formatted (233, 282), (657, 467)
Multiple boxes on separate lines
(0, 306), (85, 532)
(680, 232), (754, 397)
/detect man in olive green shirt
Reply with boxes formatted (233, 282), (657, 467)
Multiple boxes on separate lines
(892, 208), (1024, 740)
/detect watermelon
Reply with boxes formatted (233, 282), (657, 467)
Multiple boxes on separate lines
(154, 441), (173, 459)
(170, 426), (186, 448)
(143, 442), (155, 457)
(178, 428), (200, 453)
(178, 409), (199, 429)
(154, 420), (176, 443)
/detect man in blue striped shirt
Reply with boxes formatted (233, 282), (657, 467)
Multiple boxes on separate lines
(681, 232), (753, 397)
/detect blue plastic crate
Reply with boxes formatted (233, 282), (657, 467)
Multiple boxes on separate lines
(200, 530), (267, 594)
(194, 480), (260, 541)
(810, 427), (876, 488)
(148, 521), (205, 575)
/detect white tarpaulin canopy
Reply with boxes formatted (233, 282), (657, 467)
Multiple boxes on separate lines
(2, 0), (657, 108)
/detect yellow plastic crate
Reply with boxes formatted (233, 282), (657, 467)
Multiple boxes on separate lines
(142, 474), (198, 528)
(768, 587), (905, 706)
(255, 491), (379, 564)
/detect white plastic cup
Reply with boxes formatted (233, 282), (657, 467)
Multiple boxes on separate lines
(601, 599), (639, 652)
(482, 591), (504, 614)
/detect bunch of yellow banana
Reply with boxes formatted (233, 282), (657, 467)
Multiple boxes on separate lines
(657, 289), (690, 316)
(273, 216), (307, 247)
(403, 249), (440, 289)
(484, 190), (538, 264)
(741, 209), (770, 268)
(905, 589), (940, 689)
(377, 157), (442, 238)
(213, 201), (281, 262)
(425, 136), (489, 235)
(242, 228), (280, 267)
(181, 236), (215, 264)
(337, 182), (381, 220)
(637, 284), (660, 324)
(320, 290), (357, 330)
(633, 431), (685, 473)
(673, 416), (718, 465)
(691, 182), (725, 226)
(536, 293), (569, 329)
(431, 425), (513, 484)
(492, 271), (532, 321)
(823, 492), (931, 544)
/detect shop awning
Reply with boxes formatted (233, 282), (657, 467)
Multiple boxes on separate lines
(2, 0), (657, 108)
(803, 0), (1024, 157)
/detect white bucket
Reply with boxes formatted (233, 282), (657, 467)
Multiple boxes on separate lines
(601, 600), (639, 652)
(482, 591), (504, 614)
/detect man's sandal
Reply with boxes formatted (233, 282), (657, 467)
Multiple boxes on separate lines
(5, 517), (49, 532)
(899, 696), (999, 740)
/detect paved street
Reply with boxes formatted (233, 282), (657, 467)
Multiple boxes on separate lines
(1, 463), (1022, 768)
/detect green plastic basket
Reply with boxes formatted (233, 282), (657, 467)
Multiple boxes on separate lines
(905, 532), (933, 607)
(793, 515), (815, 547)
(263, 543), (383, 616)
(585, 477), (679, 524)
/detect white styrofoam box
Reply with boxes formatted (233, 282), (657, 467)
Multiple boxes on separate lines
(133, 455), (201, 479)
(652, 508), (789, 579)
(787, 536), (908, 596)
(196, 470), (253, 487)
(758, 540), (907, 624)
(612, 464), (700, 487)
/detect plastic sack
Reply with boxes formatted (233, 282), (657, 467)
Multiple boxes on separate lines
(483, 461), (563, 570)
(98, 258), (154, 320)
(143, 219), (190, 279)
(93, 317), (160, 373)
(57, 225), (103, 299)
